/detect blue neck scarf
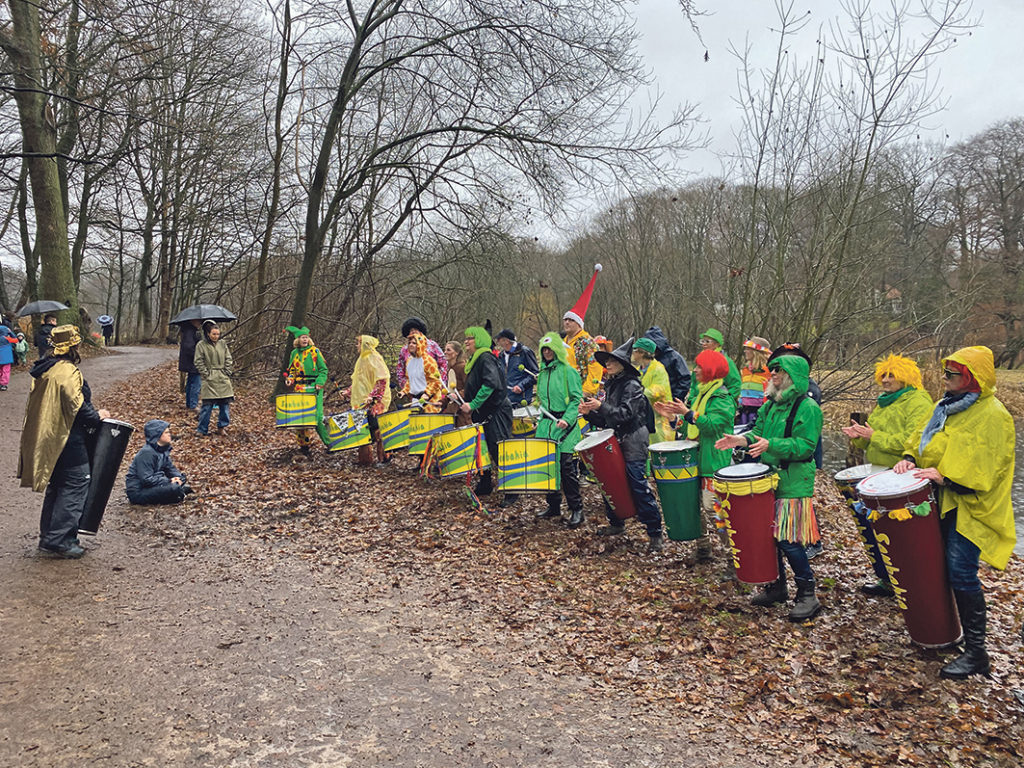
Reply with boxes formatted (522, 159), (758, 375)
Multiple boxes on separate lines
(918, 390), (980, 453)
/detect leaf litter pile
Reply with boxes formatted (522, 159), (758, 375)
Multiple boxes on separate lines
(104, 363), (1024, 766)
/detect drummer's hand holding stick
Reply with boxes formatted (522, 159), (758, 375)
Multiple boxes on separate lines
(578, 397), (600, 415)
(532, 402), (569, 431)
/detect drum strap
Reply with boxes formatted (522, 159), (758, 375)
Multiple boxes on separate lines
(779, 397), (811, 471)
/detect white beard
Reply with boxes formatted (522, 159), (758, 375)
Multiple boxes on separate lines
(765, 372), (792, 401)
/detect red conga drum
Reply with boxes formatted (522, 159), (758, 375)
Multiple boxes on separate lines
(713, 463), (779, 584)
(574, 429), (637, 520)
(856, 470), (961, 648)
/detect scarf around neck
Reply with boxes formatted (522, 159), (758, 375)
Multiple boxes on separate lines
(877, 385), (913, 408)
(918, 390), (980, 453)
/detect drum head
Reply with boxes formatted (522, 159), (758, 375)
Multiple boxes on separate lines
(100, 418), (135, 429)
(834, 463), (888, 483)
(512, 406), (542, 419)
(649, 440), (699, 453)
(574, 429), (614, 452)
(714, 462), (772, 482)
(856, 469), (929, 498)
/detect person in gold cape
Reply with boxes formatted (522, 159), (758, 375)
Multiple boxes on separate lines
(18, 325), (112, 558)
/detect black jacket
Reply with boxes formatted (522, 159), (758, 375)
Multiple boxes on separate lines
(584, 371), (650, 462)
(34, 324), (53, 358)
(178, 325), (201, 374)
(643, 326), (691, 402)
(465, 351), (513, 421)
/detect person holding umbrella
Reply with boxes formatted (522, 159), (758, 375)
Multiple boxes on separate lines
(98, 314), (115, 347)
(169, 304), (238, 412)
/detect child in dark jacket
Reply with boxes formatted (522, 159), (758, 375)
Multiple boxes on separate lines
(126, 419), (191, 504)
(579, 341), (664, 551)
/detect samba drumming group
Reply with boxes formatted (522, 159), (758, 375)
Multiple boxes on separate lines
(275, 264), (1017, 681)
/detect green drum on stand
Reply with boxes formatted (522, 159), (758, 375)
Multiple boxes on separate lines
(649, 440), (701, 541)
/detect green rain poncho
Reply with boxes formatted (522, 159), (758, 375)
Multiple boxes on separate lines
(535, 332), (583, 454)
(747, 355), (823, 499)
(904, 346), (1016, 570)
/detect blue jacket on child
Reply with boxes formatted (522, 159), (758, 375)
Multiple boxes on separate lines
(126, 419), (184, 498)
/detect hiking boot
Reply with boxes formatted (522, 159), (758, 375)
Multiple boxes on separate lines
(648, 534), (665, 553)
(695, 537), (714, 562)
(566, 508), (584, 529)
(596, 524), (625, 537)
(804, 541), (824, 559)
(789, 578), (821, 621)
(860, 579), (895, 597)
(38, 543), (85, 559)
(750, 577), (788, 607)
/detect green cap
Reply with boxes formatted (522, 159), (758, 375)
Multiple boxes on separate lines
(633, 338), (657, 355)
(701, 328), (724, 346)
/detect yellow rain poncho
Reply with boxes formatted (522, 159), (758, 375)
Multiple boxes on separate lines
(640, 357), (674, 442)
(904, 346), (1016, 569)
(351, 335), (392, 415)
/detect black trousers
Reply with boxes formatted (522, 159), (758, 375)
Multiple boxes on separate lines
(40, 463), (91, 549)
(128, 484), (186, 505)
(546, 452), (582, 513)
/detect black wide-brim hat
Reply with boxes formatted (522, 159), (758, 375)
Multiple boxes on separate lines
(767, 342), (812, 368)
(595, 339), (640, 377)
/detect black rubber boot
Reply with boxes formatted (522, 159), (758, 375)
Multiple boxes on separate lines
(940, 590), (991, 680)
(750, 577), (788, 606)
(789, 578), (821, 621)
(473, 470), (494, 497)
(860, 579), (895, 597)
(566, 508), (584, 529)
(538, 493), (562, 518)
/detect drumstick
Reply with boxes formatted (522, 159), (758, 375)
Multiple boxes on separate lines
(516, 364), (538, 380)
(533, 402), (576, 441)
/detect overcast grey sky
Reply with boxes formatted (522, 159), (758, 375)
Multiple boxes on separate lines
(632, 0), (1024, 177)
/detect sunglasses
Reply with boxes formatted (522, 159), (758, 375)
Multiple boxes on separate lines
(942, 369), (962, 379)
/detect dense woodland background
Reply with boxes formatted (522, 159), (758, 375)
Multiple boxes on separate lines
(2, 0), (1022, 386)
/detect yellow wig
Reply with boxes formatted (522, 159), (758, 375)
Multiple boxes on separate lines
(874, 353), (923, 389)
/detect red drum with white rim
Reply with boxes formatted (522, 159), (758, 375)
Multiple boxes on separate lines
(574, 429), (637, 520)
(712, 463), (779, 585)
(856, 470), (961, 648)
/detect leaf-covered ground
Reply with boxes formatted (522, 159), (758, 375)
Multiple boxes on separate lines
(109, 363), (1024, 767)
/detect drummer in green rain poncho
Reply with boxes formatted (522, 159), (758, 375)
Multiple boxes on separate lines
(895, 346), (1016, 680)
(840, 353), (934, 597)
(534, 332), (585, 529)
(282, 326), (330, 455)
(657, 349), (735, 568)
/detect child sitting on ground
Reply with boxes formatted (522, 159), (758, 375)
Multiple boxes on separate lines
(126, 419), (193, 504)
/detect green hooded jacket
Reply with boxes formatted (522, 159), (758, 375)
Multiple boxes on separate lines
(684, 379), (735, 477)
(535, 333), (583, 453)
(852, 386), (933, 467)
(748, 355), (822, 498)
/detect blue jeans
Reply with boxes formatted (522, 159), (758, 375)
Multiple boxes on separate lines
(852, 501), (890, 582)
(185, 372), (201, 409)
(198, 400), (230, 434)
(777, 540), (814, 582)
(39, 463), (91, 550)
(604, 459), (663, 537)
(941, 509), (982, 592)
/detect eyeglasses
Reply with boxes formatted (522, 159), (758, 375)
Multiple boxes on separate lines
(942, 369), (962, 379)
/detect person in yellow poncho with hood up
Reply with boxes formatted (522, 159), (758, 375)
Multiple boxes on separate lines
(894, 346), (1016, 680)
(342, 335), (392, 465)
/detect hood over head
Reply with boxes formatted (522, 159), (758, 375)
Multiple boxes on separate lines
(144, 419), (170, 446)
(643, 326), (672, 353)
(769, 354), (810, 399)
(538, 332), (569, 366)
(944, 346), (996, 398)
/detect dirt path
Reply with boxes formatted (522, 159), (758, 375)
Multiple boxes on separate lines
(0, 350), (749, 767)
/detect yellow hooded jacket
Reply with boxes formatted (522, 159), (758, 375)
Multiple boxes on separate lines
(904, 346), (1016, 570)
(351, 335), (392, 414)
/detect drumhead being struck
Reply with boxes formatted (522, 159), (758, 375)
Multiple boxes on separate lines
(856, 469), (929, 498)
(649, 440), (699, 453)
(834, 463), (889, 483)
(713, 462), (773, 481)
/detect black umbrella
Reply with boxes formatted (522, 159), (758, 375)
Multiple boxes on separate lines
(17, 300), (70, 317)
(169, 304), (237, 325)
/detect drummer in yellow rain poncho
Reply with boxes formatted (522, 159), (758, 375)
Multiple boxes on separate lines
(342, 335), (392, 465)
(631, 338), (674, 443)
(894, 346), (1016, 681)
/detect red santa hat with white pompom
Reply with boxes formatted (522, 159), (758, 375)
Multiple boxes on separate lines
(563, 263), (602, 329)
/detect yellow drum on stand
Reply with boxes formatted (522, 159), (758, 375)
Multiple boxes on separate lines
(325, 410), (371, 451)
(275, 393), (318, 428)
(408, 413), (455, 455)
(496, 438), (559, 494)
(432, 424), (490, 478)
(378, 409), (411, 451)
